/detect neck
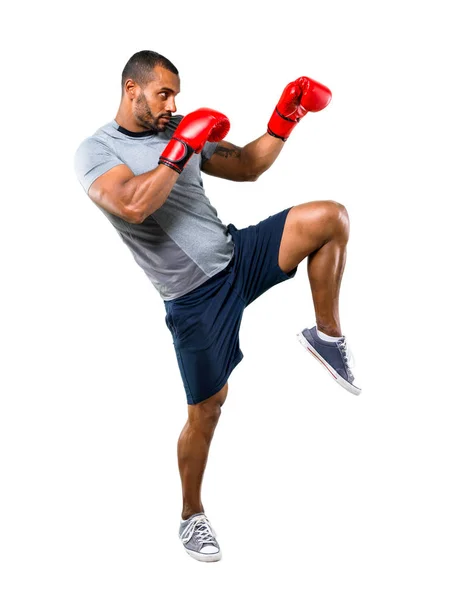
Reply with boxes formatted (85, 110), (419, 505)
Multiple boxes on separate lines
(115, 104), (151, 133)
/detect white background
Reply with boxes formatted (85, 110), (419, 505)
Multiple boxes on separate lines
(1, 0), (449, 598)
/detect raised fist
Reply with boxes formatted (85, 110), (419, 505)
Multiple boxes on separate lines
(159, 108), (230, 173)
(267, 77), (332, 141)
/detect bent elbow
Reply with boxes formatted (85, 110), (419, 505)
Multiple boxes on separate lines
(247, 172), (260, 182)
(121, 205), (144, 224)
(243, 170), (260, 182)
(130, 211), (147, 224)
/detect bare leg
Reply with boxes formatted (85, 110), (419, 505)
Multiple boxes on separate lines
(178, 382), (228, 520)
(278, 201), (350, 337)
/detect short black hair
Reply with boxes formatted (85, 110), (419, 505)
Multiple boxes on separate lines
(121, 50), (179, 92)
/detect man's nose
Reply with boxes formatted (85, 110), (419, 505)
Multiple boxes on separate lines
(166, 98), (177, 113)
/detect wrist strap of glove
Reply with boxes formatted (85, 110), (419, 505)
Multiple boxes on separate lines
(158, 138), (195, 174)
(267, 108), (301, 141)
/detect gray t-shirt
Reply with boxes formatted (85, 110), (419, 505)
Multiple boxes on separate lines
(74, 117), (234, 300)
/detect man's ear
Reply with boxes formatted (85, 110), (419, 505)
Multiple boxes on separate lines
(124, 79), (139, 100)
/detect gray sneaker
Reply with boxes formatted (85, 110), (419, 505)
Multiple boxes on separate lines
(297, 326), (361, 395)
(179, 513), (222, 562)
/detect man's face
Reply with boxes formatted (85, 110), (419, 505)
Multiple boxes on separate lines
(132, 66), (180, 132)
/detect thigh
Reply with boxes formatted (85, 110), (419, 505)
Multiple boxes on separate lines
(164, 268), (244, 405)
(226, 206), (298, 307)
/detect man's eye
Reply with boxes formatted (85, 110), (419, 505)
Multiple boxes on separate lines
(159, 92), (168, 98)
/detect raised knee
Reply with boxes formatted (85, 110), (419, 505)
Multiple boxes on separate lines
(324, 200), (349, 238)
(324, 200), (348, 219)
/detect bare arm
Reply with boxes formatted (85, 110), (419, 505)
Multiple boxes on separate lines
(201, 134), (285, 182)
(88, 164), (178, 224)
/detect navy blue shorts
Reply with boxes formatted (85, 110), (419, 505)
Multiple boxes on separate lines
(164, 206), (297, 404)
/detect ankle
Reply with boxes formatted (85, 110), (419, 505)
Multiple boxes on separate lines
(182, 505), (204, 521)
(316, 323), (342, 338)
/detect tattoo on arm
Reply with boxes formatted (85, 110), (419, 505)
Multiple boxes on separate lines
(214, 143), (242, 159)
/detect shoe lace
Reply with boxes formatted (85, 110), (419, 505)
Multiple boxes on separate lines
(181, 515), (217, 545)
(337, 337), (355, 374)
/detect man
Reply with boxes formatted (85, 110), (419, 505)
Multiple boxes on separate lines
(74, 50), (360, 563)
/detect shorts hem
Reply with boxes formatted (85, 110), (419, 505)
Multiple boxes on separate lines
(274, 206), (298, 281)
(186, 350), (244, 405)
(277, 263), (298, 280)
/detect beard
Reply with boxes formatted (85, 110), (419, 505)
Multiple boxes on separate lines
(134, 93), (171, 133)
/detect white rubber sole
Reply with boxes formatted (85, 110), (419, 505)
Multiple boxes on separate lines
(296, 332), (361, 396)
(184, 547), (222, 562)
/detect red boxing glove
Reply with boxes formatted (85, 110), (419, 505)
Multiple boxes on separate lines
(159, 108), (230, 174)
(267, 77), (332, 141)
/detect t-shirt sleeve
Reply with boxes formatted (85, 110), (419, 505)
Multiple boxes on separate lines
(201, 140), (219, 165)
(74, 137), (124, 194)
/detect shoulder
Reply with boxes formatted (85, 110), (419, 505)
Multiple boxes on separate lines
(74, 124), (124, 193)
(74, 123), (118, 162)
(75, 121), (119, 150)
(74, 136), (113, 177)
(75, 134), (104, 155)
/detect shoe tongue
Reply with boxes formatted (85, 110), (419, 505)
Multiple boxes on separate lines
(182, 512), (205, 524)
